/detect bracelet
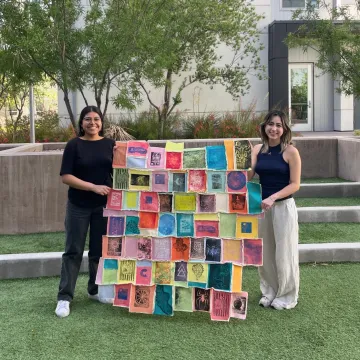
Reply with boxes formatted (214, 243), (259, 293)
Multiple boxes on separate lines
(270, 195), (276, 202)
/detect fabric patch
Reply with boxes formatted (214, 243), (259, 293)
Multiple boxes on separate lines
(137, 237), (152, 260)
(166, 152), (182, 170)
(154, 262), (173, 285)
(243, 239), (263, 266)
(123, 237), (138, 259)
(234, 140), (251, 170)
(113, 168), (129, 190)
(210, 290), (231, 321)
(107, 216), (125, 236)
(169, 172), (187, 192)
(152, 171), (169, 192)
(174, 261), (188, 282)
(176, 213), (194, 237)
(147, 147), (166, 169)
(171, 238), (190, 261)
(223, 139), (235, 170)
(230, 292), (248, 320)
(247, 181), (263, 214)
(139, 212), (159, 229)
(174, 193), (196, 212)
(114, 284), (131, 307)
(193, 288), (211, 312)
(135, 260), (152, 286)
(228, 193), (248, 214)
(118, 260), (136, 283)
(206, 146), (227, 170)
(219, 213), (236, 238)
(151, 237), (172, 261)
(188, 170), (207, 192)
(195, 220), (219, 237)
(154, 285), (174, 316)
(165, 141), (184, 152)
(122, 191), (139, 210)
(208, 263), (232, 291)
(158, 213), (176, 237)
(207, 171), (226, 193)
(226, 171), (247, 193)
(197, 194), (216, 213)
(140, 192), (159, 212)
(222, 239), (242, 264)
(205, 238), (222, 263)
(159, 193), (173, 212)
(129, 285), (155, 314)
(188, 262), (208, 283)
(127, 141), (149, 157)
(102, 236), (123, 258)
(127, 156), (147, 169)
(236, 216), (258, 238)
(190, 238), (205, 260)
(113, 142), (127, 168)
(107, 190), (122, 210)
(129, 170), (151, 191)
(125, 216), (140, 235)
(183, 148), (206, 169)
(174, 287), (193, 312)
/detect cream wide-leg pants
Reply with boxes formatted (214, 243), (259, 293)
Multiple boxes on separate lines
(258, 198), (299, 309)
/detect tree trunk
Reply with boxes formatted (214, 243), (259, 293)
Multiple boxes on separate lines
(63, 91), (76, 129)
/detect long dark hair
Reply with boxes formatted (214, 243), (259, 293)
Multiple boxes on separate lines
(259, 110), (292, 153)
(78, 105), (104, 136)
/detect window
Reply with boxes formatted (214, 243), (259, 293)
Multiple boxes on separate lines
(281, 0), (317, 9)
(282, 0), (305, 8)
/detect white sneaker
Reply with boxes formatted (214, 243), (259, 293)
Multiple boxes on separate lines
(55, 300), (70, 318)
(259, 296), (272, 308)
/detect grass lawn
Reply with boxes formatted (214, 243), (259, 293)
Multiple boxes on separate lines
(1, 223), (359, 254)
(299, 223), (360, 243)
(1, 264), (359, 360)
(295, 197), (360, 207)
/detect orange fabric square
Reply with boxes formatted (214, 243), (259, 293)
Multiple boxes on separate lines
(139, 212), (159, 229)
(171, 237), (190, 261)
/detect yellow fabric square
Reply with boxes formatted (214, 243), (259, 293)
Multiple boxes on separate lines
(174, 193), (196, 212)
(232, 265), (243, 293)
(222, 240), (242, 263)
(126, 192), (138, 209)
(194, 213), (219, 221)
(236, 216), (258, 238)
(187, 263), (208, 283)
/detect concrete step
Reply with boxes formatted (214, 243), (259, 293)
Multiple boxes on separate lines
(296, 182), (360, 198)
(297, 206), (360, 223)
(1, 244), (359, 280)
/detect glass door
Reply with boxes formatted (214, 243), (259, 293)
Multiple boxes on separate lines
(288, 64), (313, 132)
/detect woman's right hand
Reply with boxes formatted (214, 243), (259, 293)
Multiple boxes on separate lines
(91, 184), (111, 196)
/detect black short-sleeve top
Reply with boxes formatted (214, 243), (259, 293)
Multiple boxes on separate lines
(60, 137), (115, 208)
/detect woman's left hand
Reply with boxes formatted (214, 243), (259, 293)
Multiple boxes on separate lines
(262, 196), (275, 211)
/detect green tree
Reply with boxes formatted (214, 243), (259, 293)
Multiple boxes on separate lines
(133, 0), (266, 138)
(0, 0), (84, 128)
(286, 0), (360, 97)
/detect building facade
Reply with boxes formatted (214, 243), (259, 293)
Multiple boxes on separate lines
(58, 0), (360, 132)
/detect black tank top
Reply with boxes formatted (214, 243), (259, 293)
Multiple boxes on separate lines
(255, 144), (292, 201)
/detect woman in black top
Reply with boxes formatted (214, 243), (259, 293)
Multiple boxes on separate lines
(55, 106), (115, 318)
(248, 110), (301, 310)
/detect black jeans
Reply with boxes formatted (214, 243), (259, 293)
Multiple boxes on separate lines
(57, 201), (107, 302)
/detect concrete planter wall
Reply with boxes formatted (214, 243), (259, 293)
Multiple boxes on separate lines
(0, 137), (359, 235)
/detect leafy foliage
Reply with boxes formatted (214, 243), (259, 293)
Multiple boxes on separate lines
(286, 0), (360, 97)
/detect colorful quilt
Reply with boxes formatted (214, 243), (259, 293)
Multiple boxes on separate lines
(96, 140), (263, 321)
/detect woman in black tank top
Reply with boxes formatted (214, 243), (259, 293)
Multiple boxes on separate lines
(248, 110), (301, 310)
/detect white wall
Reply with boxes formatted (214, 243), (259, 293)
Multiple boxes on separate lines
(58, 1), (271, 122)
